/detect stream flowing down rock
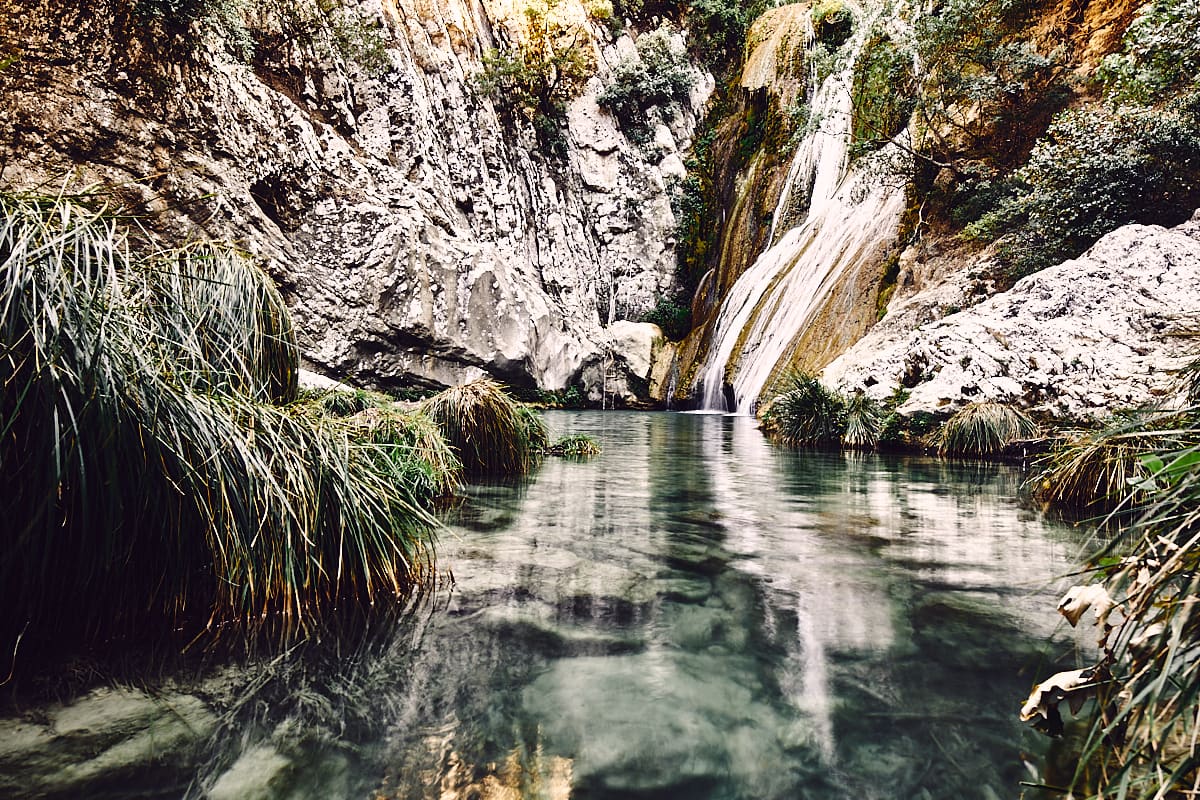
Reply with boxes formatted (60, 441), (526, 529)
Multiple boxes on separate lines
(822, 213), (1200, 420)
(0, 0), (712, 401)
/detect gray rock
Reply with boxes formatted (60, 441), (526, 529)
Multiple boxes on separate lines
(824, 217), (1200, 420)
(0, 0), (710, 401)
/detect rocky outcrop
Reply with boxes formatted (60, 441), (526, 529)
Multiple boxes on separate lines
(0, 0), (710, 398)
(823, 214), (1200, 420)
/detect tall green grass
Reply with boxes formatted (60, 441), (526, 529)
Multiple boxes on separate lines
(759, 372), (847, 448)
(0, 193), (435, 654)
(419, 378), (548, 476)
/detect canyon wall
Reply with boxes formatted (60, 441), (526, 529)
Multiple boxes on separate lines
(0, 0), (711, 400)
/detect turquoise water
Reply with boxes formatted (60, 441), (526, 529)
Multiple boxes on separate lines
(11, 411), (1085, 799)
(364, 411), (1084, 800)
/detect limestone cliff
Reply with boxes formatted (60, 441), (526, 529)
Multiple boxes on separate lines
(0, 0), (711, 401)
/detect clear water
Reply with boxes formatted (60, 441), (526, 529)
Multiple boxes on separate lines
(33, 411), (1084, 799)
(355, 411), (1085, 800)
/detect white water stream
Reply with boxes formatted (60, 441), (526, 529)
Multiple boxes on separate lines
(698, 16), (909, 413)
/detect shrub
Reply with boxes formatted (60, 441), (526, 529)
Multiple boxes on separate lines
(419, 378), (548, 476)
(642, 294), (692, 341)
(0, 193), (435, 654)
(850, 32), (916, 156)
(475, 0), (594, 151)
(935, 401), (1038, 456)
(598, 23), (694, 130)
(344, 407), (463, 502)
(968, 101), (1200, 281)
(1098, 0), (1200, 103)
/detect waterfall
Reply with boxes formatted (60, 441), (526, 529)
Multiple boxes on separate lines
(697, 18), (909, 413)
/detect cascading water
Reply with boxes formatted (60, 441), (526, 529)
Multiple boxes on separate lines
(698, 12), (909, 413)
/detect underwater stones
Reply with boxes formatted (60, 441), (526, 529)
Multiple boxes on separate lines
(824, 217), (1200, 420)
(0, 688), (217, 799)
(522, 652), (808, 796)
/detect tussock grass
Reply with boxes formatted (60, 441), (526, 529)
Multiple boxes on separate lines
(843, 392), (884, 449)
(935, 401), (1038, 456)
(0, 193), (435, 654)
(344, 406), (463, 501)
(547, 433), (602, 456)
(1030, 412), (1192, 511)
(760, 372), (847, 448)
(419, 378), (548, 476)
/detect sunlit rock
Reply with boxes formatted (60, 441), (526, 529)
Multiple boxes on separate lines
(825, 215), (1200, 420)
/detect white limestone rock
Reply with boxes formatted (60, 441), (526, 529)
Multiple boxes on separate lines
(823, 216), (1200, 421)
(0, 0), (711, 401)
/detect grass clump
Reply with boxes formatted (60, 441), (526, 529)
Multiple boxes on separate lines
(344, 407), (463, 503)
(0, 192), (435, 657)
(547, 433), (602, 457)
(1029, 412), (1194, 512)
(760, 373), (847, 448)
(935, 401), (1038, 457)
(419, 378), (548, 477)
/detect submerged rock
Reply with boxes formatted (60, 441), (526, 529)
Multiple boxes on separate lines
(824, 215), (1200, 420)
(0, 687), (217, 799)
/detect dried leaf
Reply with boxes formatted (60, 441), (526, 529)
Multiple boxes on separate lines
(1057, 584), (1116, 627)
(1020, 667), (1100, 736)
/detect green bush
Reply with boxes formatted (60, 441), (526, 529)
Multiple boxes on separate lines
(1099, 0), (1200, 102)
(812, 0), (853, 47)
(967, 100), (1200, 280)
(642, 294), (692, 341)
(598, 24), (694, 129)
(548, 433), (603, 456)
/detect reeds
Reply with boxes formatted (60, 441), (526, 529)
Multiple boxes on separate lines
(1026, 411), (1200, 797)
(419, 377), (548, 476)
(935, 401), (1038, 457)
(0, 193), (435, 652)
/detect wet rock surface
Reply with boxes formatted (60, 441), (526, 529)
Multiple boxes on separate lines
(824, 215), (1200, 420)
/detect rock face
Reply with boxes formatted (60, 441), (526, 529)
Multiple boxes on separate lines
(823, 215), (1200, 420)
(0, 0), (710, 399)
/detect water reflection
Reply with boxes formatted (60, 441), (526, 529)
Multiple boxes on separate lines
(357, 412), (1086, 800)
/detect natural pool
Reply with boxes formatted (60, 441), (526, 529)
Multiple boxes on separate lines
(1, 411), (1092, 799)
